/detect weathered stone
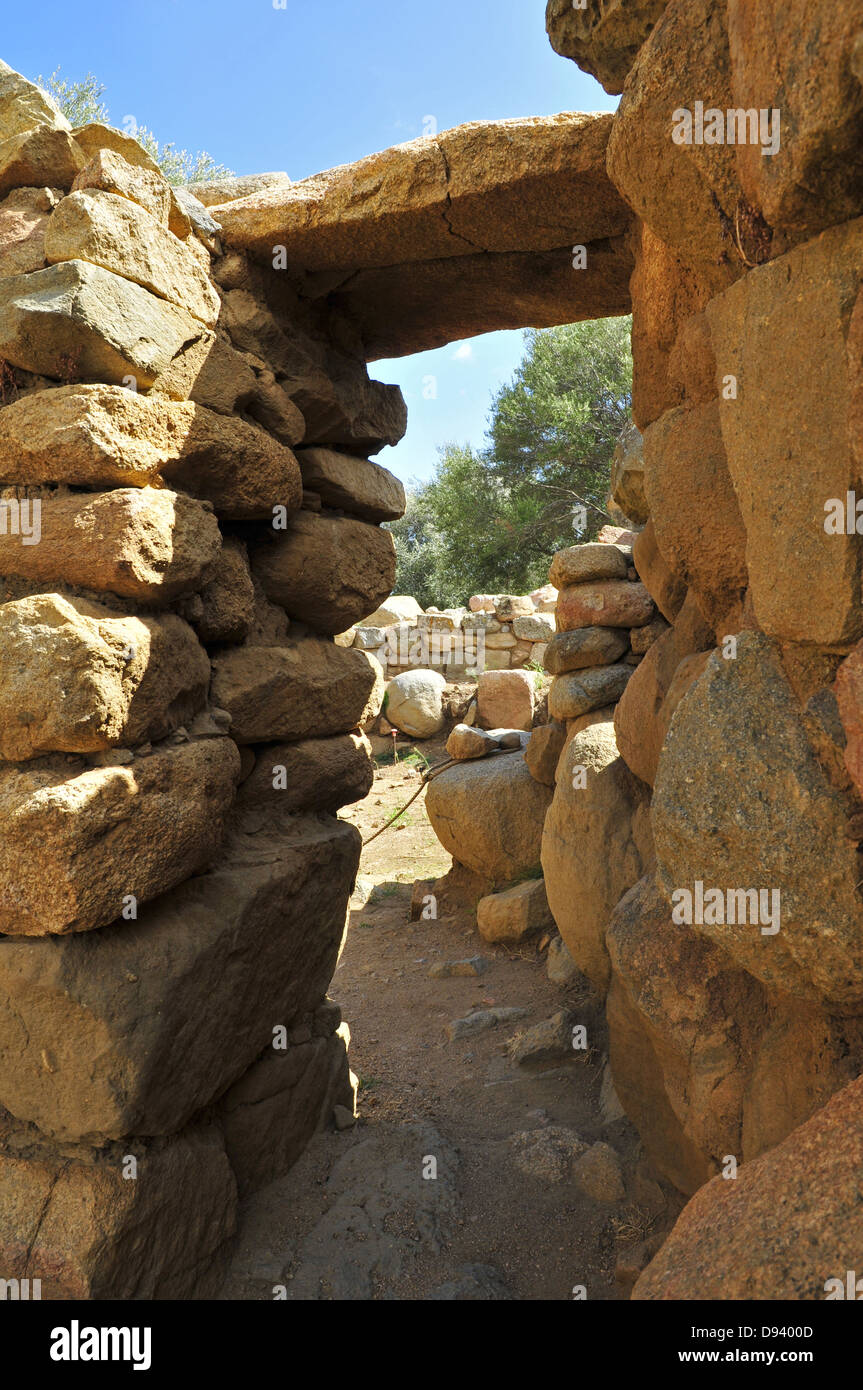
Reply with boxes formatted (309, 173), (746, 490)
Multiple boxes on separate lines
(0, 486), (221, 605)
(510, 1009), (578, 1067)
(614, 595), (714, 785)
(666, 304), (717, 417)
(529, 587), (556, 616)
(553, 539), (625, 589)
(495, 595), (535, 621)
(0, 260), (208, 388)
(171, 186), (220, 252)
(511, 612), (555, 642)
(216, 278), (408, 450)
(237, 733), (373, 817)
(0, 593), (209, 760)
(71, 123), (161, 175)
(0, 61), (71, 141)
(742, 991), (863, 1164)
(211, 638), (383, 745)
(0, 1121), (236, 1299)
(628, 223), (714, 429)
(547, 935), (579, 985)
(607, 873), (766, 1194)
(483, 649), (512, 671)
(425, 751), (552, 884)
(192, 171), (291, 207)
(167, 339), (303, 447)
(633, 1076), (863, 1300)
(477, 877), (553, 943)
(45, 189), (221, 325)
(250, 511), (396, 635)
(0, 814), (359, 1139)
(543, 626), (629, 674)
(428, 957), (488, 979)
(484, 630), (516, 649)
(631, 518), (686, 622)
(548, 664), (632, 720)
(727, 1), (863, 255)
(218, 113), (629, 269)
(417, 608), (461, 631)
(0, 186), (56, 278)
(525, 720), (567, 786)
(446, 724), (497, 761)
(652, 633), (863, 1006)
(600, 1064), (627, 1126)
(556, 580), (654, 630)
(542, 721), (652, 993)
(217, 116), (633, 360)
(509, 1124), (588, 1182)
(610, 420), (648, 524)
(72, 148), (171, 226)
(643, 401), (748, 629)
(0, 739), (239, 936)
(296, 447), (406, 523)
(607, 0), (744, 293)
(508, 642), (533, 670)
(0, 385), (302, 520)
(597, 524), (638, 545)
(363, 595), (423, 626)
(708, 218), (863, 645)
(178, 536), (254, 644)
(385, 668), (446, 738)
(476, 669), (535, 731)
(630, 616), (670, 656)
(546, 0), (669, 94)
(220, 1026), (353, 1195)
(445, 1006), (527, 1041)
(573, 1143), (626, 1203)
(0, 128), (84, 198)
(835, 640), (863, 799)
(246, 369), (306, 445)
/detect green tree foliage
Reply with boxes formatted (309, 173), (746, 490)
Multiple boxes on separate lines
(38, 68), (232, 186)
(131, 128), (232, 186)
(38, 69), (109, 127)
(388, 317), (632, 603)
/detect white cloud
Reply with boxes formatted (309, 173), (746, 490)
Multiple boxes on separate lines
(452, 342), (473, 361)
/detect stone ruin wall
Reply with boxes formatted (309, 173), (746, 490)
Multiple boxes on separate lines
(0, 67), (411, 1297)
(347, 588), (558, 684)
(2, 0), (863, 1301)
(541, 0), (863, 1296)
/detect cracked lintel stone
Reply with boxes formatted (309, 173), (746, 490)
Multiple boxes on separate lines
(214, 112), (631, 272)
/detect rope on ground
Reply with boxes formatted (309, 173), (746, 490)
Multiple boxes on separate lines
(361, 744), (522, 847)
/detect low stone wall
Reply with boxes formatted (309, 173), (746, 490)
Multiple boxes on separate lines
(342, 586), (557, 680)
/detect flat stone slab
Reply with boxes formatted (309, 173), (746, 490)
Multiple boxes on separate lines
(215, 113), (633, 359)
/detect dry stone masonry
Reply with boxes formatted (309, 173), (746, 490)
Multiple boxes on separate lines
(540, 0), (863, 1297)
(1, 0), (862, 1301)
(0, 58), (399, 1297)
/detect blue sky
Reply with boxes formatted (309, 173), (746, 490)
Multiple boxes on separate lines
(5, 0), (615, 487)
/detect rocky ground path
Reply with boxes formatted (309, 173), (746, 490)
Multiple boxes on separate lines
(221, 740), (679, 1301)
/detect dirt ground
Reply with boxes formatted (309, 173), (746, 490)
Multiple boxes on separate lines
(221, 737), (681, 1301)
